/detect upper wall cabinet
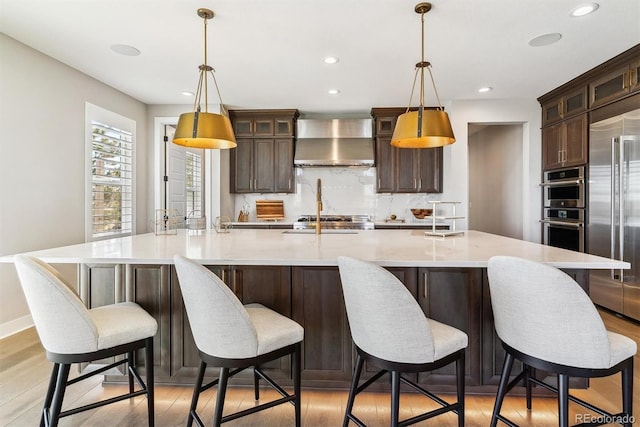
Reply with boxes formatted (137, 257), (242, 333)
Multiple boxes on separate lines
(371, 108), (443, 194)
(538, 44), (640, 171)
(229, 109), (299, 194)
(541, 86), (587, 126)
(590, 58), (640, 108)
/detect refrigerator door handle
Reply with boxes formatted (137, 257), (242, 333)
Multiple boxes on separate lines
(611, 137), (617, 280)
(618, 136), (624, 283)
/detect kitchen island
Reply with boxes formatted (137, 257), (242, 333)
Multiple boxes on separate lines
(4, 229), (629, 393)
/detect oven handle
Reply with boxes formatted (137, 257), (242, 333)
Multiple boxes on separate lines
(540, 219), (584, 229)
(540, 179), (584, 187)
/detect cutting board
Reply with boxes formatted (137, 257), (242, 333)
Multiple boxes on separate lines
(256, 200), (285, 221)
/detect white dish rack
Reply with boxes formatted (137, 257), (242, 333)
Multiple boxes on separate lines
(422, 201), (465, 237)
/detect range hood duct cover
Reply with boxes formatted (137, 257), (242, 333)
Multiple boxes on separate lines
(294, 119), (374, 167)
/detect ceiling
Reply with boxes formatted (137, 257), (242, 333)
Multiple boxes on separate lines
(1, 0), (638, 115)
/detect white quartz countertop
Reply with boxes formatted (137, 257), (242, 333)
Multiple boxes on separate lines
(1, 229), (629, 269)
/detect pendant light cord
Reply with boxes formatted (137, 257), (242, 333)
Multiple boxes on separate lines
(191, 12), (227, 116)
(403, 8), (444, 113)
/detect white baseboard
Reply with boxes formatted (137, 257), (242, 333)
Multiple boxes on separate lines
(0, 315), (34, 340)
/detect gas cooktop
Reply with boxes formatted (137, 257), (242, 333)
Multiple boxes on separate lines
(293, 215), (374, 230)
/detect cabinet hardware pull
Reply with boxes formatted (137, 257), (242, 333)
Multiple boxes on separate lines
(623, 72), (629, 90)
(423, 273), (429, 299)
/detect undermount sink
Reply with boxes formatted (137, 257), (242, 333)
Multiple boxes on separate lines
(282, 229), (359, 235)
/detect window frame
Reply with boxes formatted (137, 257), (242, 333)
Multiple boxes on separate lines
(85, 103), (136, 242)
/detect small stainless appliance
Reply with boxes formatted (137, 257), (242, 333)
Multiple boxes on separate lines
(293, 214), (374, 230)
(541, 166), (586, 252)
(541, 166), (585, 208)
(587, 108), (640, 320)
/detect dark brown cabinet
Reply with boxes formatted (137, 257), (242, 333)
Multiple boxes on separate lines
(541, 86), (587, 126)
(292, 266), (353, 387)
(229, 109), (299, 194)
(539, 44), (640, 171)
(416, 268), (483, 388)
(371, 108), (443, 193)
(590, 59), (640, 108)
(541, 113), (587, 170)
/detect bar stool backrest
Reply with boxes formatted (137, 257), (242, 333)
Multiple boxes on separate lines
(337, 256), (435, 363)
(487, 256), (611, 369)
(174, 255), (259, 358)
(14, 255), (99, 354)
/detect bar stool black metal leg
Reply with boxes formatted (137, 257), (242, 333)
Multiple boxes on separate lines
(254, 365), (260, 400)
(127, 350), (135, 394)
(390, 370), (401, 427)
(41, 363), (60, 427)
(186, 360), (207, 427)
(558, 374), (569, 427)
(622, 359), (633, 427)
(524, 364), (532, 410)
(491, 352), (514, 427)
(456, 350), (465, 427)
(49, 363), (70, 427)
(293, 343), (302, 427)
(213, 367), (230, 427)
(343, 354), (364, 427)
(145, 337), (154, 427)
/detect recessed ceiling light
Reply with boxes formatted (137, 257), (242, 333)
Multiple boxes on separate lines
(528, 33), (562, 47)
(478, 86), (493, 93)
(328, 89), (340, 95)
(570, 3), (599, 17)
(110, 44), (141, 56)
(181, 91), (194, 97)
(324, 57), (339, 64)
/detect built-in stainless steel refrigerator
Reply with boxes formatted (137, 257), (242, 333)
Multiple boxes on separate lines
(588, 108), (640, 320)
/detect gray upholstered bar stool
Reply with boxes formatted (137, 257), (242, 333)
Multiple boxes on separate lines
(337, 256), (467, 427)
(487, 256), (636, 427)
(13, 255), (157, 427)
(173, 255), (304, 427)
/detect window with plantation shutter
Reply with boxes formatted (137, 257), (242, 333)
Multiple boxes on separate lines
(185, 150), (203, 216)
(86, 104), (135, 241)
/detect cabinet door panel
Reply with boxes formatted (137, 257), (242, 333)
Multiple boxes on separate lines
(231, 139), (254, 193)
(416, 268), (482, 386)
(542, 125), (562, 170)
(564, 114), (587, 166)
(254, 139), (275, 193)
(418, 147), (443, 193)
(274, 139), (294, 193)
(292, 267), (352, 383)
(396, 148), (419, 192)
(375, 136), (394, 192)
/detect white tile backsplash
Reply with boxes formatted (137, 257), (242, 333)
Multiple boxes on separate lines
(232, 167), (444, 222)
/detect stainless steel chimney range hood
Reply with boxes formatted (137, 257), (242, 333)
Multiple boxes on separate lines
(294, 118), (374, 167)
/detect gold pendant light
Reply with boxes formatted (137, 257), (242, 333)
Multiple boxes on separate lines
(391, 2), (455, 148)
(173, 8), (237, 149)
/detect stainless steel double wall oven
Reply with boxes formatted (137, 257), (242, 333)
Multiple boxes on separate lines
(541, 166), (586, 252)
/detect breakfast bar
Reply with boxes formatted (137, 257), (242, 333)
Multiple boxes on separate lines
(7, 229), (629, 393)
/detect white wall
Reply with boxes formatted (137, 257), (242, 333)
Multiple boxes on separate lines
(468, 125), (523, 239)
(448, 99), (542, 242)
(0, 34), (148, 337)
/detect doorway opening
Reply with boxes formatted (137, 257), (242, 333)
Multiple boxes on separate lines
(468, 123), (524, 239)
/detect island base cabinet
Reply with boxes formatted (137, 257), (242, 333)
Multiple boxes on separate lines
(79, 263), (171, 379)
(416, 268), (483, 389)
(292, 266), (354, 387)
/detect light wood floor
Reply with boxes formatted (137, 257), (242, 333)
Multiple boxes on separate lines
(1, 309), (638, 426)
